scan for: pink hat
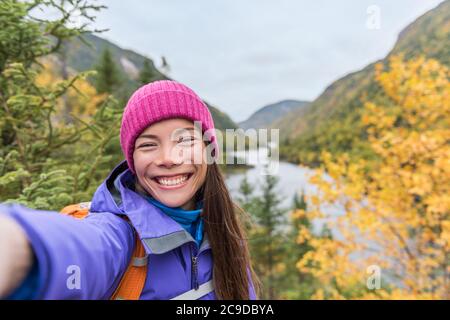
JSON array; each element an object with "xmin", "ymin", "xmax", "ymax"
[{"xmin": 120, "ymin": 80, "xmax": 217, "ymax": 174}]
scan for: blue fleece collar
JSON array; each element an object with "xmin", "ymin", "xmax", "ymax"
[{"xmin": 146, "ymin": 196, "xmax": 204, "ymax": 247}]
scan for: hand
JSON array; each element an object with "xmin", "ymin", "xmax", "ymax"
[{"xmin": 0, "ymin": 214, "xmax": 33, "ymax": 298}]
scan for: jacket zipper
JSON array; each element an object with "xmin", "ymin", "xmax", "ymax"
[{"xmin": 190, "ymin": 243, "xmax": 200, "ymax": 290}]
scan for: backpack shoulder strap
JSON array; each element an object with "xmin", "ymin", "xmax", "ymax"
[
  {"xmin": 60, "ymin": 202, "xmax": 91, "ymax": 219},
  {"xmin": 110, "ymin": 231, "xmax": 148, "ymax": 300},
  {"xmin": 60, "ymin": 202, "xmax": 148, "ymax": 300}
]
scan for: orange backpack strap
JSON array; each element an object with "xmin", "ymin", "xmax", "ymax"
[
  {"xmin": 60, "ymin": 202, "xmax": 148, "ymax": 300},
  {"xmin": 110, "ymin": 232, "xmax": 148, "ymax": 300},
  {"xmin": 60, "ymin": 202, "xmax": 91, "ymax": 219}
]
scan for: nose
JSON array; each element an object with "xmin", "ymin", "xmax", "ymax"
[{"xmin": 154, "ymin": 144, "xmax": 182, "ymax": 168}]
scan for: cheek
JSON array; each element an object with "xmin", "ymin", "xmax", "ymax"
[
  {"xmin": 189, "ymin": 143, "xmax": 206, "ymax": 165},
  {"xmin": 179, "ymin": 142, "xmax": 204, "ymax": 165},
  {"xmin": 193, "ymin": 164, "xmax": 207, "ymax": 187},
  {"xmin": 133, "ymin": 149, "xmax": 156, "ymax": 169}
]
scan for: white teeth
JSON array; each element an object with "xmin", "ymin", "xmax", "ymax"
[{"xmin": 156, "ymin": 175, "xmax": 188, "ymax": 186}]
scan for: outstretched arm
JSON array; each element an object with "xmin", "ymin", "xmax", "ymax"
[
  {"xmin": 0, "ymin": 203, "xmax": 134, "ymax": 299},
  {"xmin": 0, "ymin": 214, "xmax": 34, "ymax": 298}
]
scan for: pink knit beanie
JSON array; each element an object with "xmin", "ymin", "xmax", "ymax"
[{"xmin": 120, "ymin": 80, "xmax": 217, "ymax": 174}]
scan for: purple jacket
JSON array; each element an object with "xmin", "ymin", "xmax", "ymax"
[{"xmin": 1, "ymin": 160, "xmax": 256, "ymax": 300}]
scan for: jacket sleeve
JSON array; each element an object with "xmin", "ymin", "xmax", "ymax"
[{"xmin": 0, "ymin": 203, "xmax": 134, "ymax": 300}]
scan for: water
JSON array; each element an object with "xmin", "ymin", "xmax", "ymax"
[
  {"xmin": 224, "ymin": 148, "xmax": 345, "ymax": 235},
  {"xmin": 225, "ymin": 148, "xmax": 374, "ymax": 258},
  {"xmin": 225, "ymin": 148, "xmax": 317, "ymax": 210},
  {"xmin": 225, "ymin": 149, "xmax": 403, "ymax": 286}
]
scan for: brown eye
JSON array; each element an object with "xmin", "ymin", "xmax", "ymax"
[
  {"xmin": 177, "ymin": 136, "xmax": 195, "ymax": 145},
  {"xmin": 139, "ymin": 143, "xmax": 157, "ymax": 148}
]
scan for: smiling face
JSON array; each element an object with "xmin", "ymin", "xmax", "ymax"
[{"xmin": 133, "ymin": 118, "xmax": 207, "ymax": 210}]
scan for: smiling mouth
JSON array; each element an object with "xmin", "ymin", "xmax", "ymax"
[{"xmin": 152, "ymin": 173, "xmax": 193, "ymax": 187}]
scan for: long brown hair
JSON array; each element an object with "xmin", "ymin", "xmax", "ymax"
[
  {"xmin": 135, "ymin": 162, "xmax": 261, "ymax": 299},
  {"xmin": 201, "ymin": 162, "xmax": 261, "ymax": 299}
]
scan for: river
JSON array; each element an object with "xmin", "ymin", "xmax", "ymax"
[
  {"xmin": 225, "ymin": 148, "xmax": 317, "ymax": 209},
  {"xmin": 224, "ymin": 148, "xmax": 345, "ymax": 234}
]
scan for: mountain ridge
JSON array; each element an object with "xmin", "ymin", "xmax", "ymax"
[
  {"xmin": 239, "ymin": 99, "xmax": 309, "ymax": 130},
  {"xmin": 276, "ymin": 0, "xmax": 450, "ymax": 165}
]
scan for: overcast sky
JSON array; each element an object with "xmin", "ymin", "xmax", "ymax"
[{"xmin": 93, "ymin": 0, "xmax": 445, "ymax": 122}]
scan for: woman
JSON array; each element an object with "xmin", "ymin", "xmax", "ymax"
[{"xmin": 0, "ymin": 80, "xmax": 260, "ymax": 300}]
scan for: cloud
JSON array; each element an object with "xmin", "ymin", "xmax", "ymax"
[{"xmin": 95, "ymin": 0, "xmax": 445, "ymax": 122}]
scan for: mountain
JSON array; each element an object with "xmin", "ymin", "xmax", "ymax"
[
  {"xmin": 58, "ymin": 33, "xmax": 237, "ymax": 130},
  {"xmin": 238, "ymin": 100, "xmax": 309, "ymax": 130},
  {"xmin": 276, "ymin": 0, "xmax": 450, "ymax": 165}
]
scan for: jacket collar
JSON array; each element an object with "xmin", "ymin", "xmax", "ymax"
[{"xmin": 90, "ymin": 160, "xmax": 210, "ymax": 254}]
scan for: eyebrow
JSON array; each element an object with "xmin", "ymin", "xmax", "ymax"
[
  {"xmin": 136, "ymin": 127, "xmax": 195, "ymax": 140},
  {"xmin": 169, "ymin": 126, "xmax": 195, "ymax": 130},
  {"xmin": 136, "ymin": 134, "xmax": 159, "ymax": 141}
]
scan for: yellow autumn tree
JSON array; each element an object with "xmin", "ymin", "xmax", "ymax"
[
  {"xmin": 295, "ymin": 55, "xmax": 449, "ymax": 299},
  {"xmin": 35, "ymin": 57, "xmax": 107, "ymax": 126}
]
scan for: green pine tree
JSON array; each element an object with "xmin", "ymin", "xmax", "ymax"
[
  {"xmin": 139, "ymin": 59, "xmax": 157, "ymax": 85},
  {"xmin": 280, "ymin": 190, "xmax": 334, "ymax": 299},
  {"xmin": 0, "ymin": 0, "xmax": 122, "ymax": 210},
  {"xmin": 237, "ymin": 175, "xmax": 252, "ymax": 210},
  {"xmin": 279, "ymin": 191, "xmax": 316, "ymax": 299},
  {"xmin": 237, "ymin": 171, "xmax": 287, "ymax": 299},
  {"xmin": 95, "ymin": 48, "xmax": 122, "ymax": 94}
]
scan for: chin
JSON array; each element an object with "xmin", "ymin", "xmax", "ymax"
[{"xmin": 152, "ymin": 196, "xmax": 189, "ymax": 208}]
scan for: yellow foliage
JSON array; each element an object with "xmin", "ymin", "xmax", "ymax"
[
  {"xmin": 35, "ymin": 58, "xmax": 107, "ymax": 126},
  {"xmin": 296, "ymin": 56, "xmax": 450, "ymax": 299}
]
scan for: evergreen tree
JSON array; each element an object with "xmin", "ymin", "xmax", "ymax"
[
  {"xmin": 280, "ymin": 190, "xmax": 335, "ymax": 299},
  {"xmin": 0, "ymin": 0, "xmax": 122, "ymax": 210},
  {"xmin": 139, "ymin": 59, "xmax": 157, "ymax": 85},
  {"xmin": 280, "ymin": 191, "xmax": 316, "ymax": 299},
  {"xmin": 237, "ymin": 175, "xmax": 252, "ymax": 210},
  {"xmin": 94, "ymin": 48, "xmax": 122, "ymax": 94},
  {"xmin": 237, "ymin": 172, "xmax": 287, "ymax": 299},
  {"xmin": 161, "ymin": 56, "xmax": 170, "ymax": 75}
]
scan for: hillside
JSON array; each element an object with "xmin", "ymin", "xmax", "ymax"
[
  {"xmin": 239, "ymin": 100, "xmax": 309, "ymax": 130},
  {"xmin": 277, "ymin": 0, "xmax": 450, "ymax": 165},
  {"xmin": 59, "ymin": 33, "xmax": 236, "ymax": 130}
]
